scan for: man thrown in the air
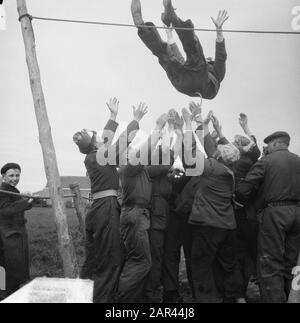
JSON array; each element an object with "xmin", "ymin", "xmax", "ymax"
[{"xmin": 131, "ymin": 0, "xmax": 229, "ymax": 99}]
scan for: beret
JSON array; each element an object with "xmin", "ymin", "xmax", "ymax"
[
  {"xmin": 1, "ymin": 163, "xmax": 21, "ymax": 175},
  {"xmin": 264, "ymin": 131, "xmax": 290, "ymax": 144},
  {"xmin": 73, "ymin": 130, "xmax": 97, "ymax": 155}
]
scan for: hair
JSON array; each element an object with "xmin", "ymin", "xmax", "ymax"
[{"xmin": 272, "ymin": 136, "xmax": 290, "ymax": 147}]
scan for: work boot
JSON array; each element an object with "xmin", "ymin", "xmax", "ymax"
[
  {"xmin": 131, "ymin": 0, "xmax": 144, "ymax": 26},
  {"xmin": 162, "ymin": 0, "xmax": 178, "ymax": 26}
]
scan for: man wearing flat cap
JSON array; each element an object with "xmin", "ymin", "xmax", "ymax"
[
  {"xmin": 236, "ymin": 131, "xmax": 300, "ymax": 303},
  {"xmin": 0, "ymin": 163, "xmax": 33, "ymax": 299}
]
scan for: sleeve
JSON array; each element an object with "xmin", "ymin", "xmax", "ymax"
[
  {"xmin": 213, "ymin": 40, "xmax": 227, "ymax": 83},
  {"xmin": 97, "ymin": 120, "xmax": 140, "ymax": 167},
  {"xmin": 182, "ymin": 131, "xmax": 205, "ymax": 176},
  {"xmin": 119, "ymin": 164, "xmax": 144, "ymax": 177},
  {"xmin": 247, "ymin": 136, "xmax": 261, "ymax": 163},
  {"xmin": 236, "ymin": 158, "xmax": 266, "ymax": 203},
  {"xmin": 204, "ymin": 133, "xmax": 218, "ymax": 158},
  {"xmin": 202, "ymin": 158, "xmax": 217, "ymax": 177},
  {"xmin": 182, "ymin": 131, "xmax": 197, "ymax": 170},
  {"xmin": 101, "ymin": 119, "xmax": 119, "ymax": 147},
  {"xmin": 169, "ymin": 43, "xmax": 185, "ymax": 64},
  {"xmin": 0, "ymin": 198, "xmax": 32, "ymax": 217},
  {"xmin": 218, "ymin": 137, "xmax": 230, "ymax": 145}
]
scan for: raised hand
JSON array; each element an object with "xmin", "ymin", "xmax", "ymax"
[
  {"xmin": 239, "ymin": 113, "xmax": 248, "ymax": 129},
  {"xmin": 211, "ymin": 114, "xmax": 223, "ymax": 137},
  {"xmin": 211, "ymin": 10, "xmax": 229, "ymax": 30},
  {"xmin": 106, "ymin": 97, "xmax": 119, "ymax": 119},
  {"xmin": 174, "ymin": 112, "xmax": 184, "ymax": 135},
  {"xmin": 182, "ymin": 108, "xmax": 193, "ymax": 126},
  {"xmin": 189, "ymin": 101, "xmax": 202, "ymax": 119},
  {"xmin": 168, "ymin": 108, "xmax": 178, "ymax": 125},
  {"xmin": 156, "ymin": 113, "xmax": 169, "ymax": 130},
  {"xmin": 133, "ymin": 102, "xmax": 148, "ymax": 122},
  {"xmin": 211, "ymin": 130, "xmax": 219, "ymax": 140},
  {"xmin": 239, "ymin": 113, "xmax": 253, "ymax": 136},
  {"xmin": 203, "ymin": 110, "xmax": 214, "ymax": 125}
]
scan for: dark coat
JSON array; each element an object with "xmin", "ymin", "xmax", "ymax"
[
  {"xmin": 236, "ymin": 147, "xmax": 300, "ymax": 205},
  {"xmin": 0, "ymin": 183, "xmax": 32, "ymax": 296}
]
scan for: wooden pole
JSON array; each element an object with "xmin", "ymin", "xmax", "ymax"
[
  {"xmin": 288, "ymin": 253, "xmax": 300, "ymax": 303},
  {"xmin": 69, "ymin": 184, "xmax": 86, "ymax": 238},
  {"xmin": 17, "ymin": 0, "xmax": 79, "ymax": 278}
]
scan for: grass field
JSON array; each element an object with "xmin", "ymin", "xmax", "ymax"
[
  {"xmin": 26, "ymin": 207, "xmax": 193, "ymax": 299},
  {"xmin": 26, "ymin": 207, "xmax": 85, "ymax": 278},
  {"xmin": 25, "ymin": 207, "xmax": 259, "ymax": 302}
]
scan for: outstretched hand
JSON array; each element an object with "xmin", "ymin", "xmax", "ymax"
[
  {"xmin": 174, "ymin": 112, "xmax": 184, "ymax": 135},
  {"xmin": 189, "ymin": 102, "xmax": 202, "ymax": 119},
  {"xmin": 133, "ymin": 103, "xmax": 148, "ymax": 122},
  {"xmin": 156, "ymin": 113, "xmax": 169, "ymax": 130},
  {"xmin": 211, "ymin": 10, "xmax": 229, "ymax": 30},
  {"xmin": 239, "ymin": 113, "xmax": 248, "ymax": 129},
  {"xmin": 106, "ymin": 97, "xmax": 119, "ymax": 118},
  {"xmin": 211, "ymin": 114, "xmax": 223, "ymax": 137},
  {"xmin": 203, "ymin": 110, "xmax": 214, "ymax": 125},
  {"xmin": 182, "ymin": 108, "xmax": 193, "ymax": 126}
]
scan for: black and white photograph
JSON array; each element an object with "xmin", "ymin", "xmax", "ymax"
[{"xmin": 0, "ymin": 0, "xmax": 300, "ymax": 307}]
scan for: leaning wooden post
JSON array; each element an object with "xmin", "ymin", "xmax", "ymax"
[
  {"xmin": 288, "ymin": 253, "xmax": 300, "ymax": 303},
  {"xmin": 17, "ymin": 0, "xmax": 79, "ymax": 278},
  {"xmin": 69, "ymin": 184, "xmax": 86, "ymax": 239}
]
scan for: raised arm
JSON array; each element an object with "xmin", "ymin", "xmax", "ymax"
[
  {"xmin": 211, "ymin": 10, "xmax": 229, "ymax": 43},
  {"xmin": 96, "ymin": 103, "xmax": 147, "ymax": 167},
  {"xmin": 182, "ymin": 108, "xmax": 205, "ymax": 176},
  {"xmin": 211, "ymin": 114, "xmax": 229, "ymax": 145},
  {"xmin": 101, "ymin": 97, "xmax": 120, "ymax": 149},
  {"xmin": 239, "ymin": 113, "xmax": 261, "ymax": 162},
  {"xmin": 165, "ymin": 26, "xmax": 185, "ymax": 64},
  {"xmin": 211, "ymin": 10, "xmax": 229, "ymax": 82}
]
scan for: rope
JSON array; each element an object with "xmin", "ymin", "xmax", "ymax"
[
  {"xmin": 30, "ymin": 16, "xmax": 300, "ymax": 35},
  {"xmin": 0, "ymin": 189, "xmax": 90, "ymax": 201}
]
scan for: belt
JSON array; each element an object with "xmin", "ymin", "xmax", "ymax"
[
  {"xmin": 92, "ymin": 190, "xmax": 118, "ymax": 200},
  {"xmin": 267, "ymin": 200, "xmax": 300, "ymax": 208},
  {"xmin": 123, "ymin": 204, "xmax": 151, "ymax": 210}
]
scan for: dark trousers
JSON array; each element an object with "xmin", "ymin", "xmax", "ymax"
[
  {"xmin": 81, "ymin": 197, "xmax": 122, "ymax": 303},
  {"xmin": 137, "ymin": 20, "xmax": 220, "ymax": 99},
  {"xmin": 162, "ymin": 212, "xmax": 194, "ymax": 302},
  {"xmin": 0, "ymin": 226, "xmax": 29, "ymax": 299},
  {"xmin": 145, "ymin": 229, "xmax": 165, "ymax": 302},
  {"xmin": 235, "ymin": 208, "xmax": 258, "ymax": 298},
  {"xmin": 192, "ymin": 226, "xmax": 242, "ymax": 303},
  {"xmin": 117, "ymin": 207, "xmax": 152, "ymax": 303},
  {"xmin": 257, "ymin": 205, "xmax": 300, "ymax": 303}
]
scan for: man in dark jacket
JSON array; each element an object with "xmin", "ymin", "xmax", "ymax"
[
  {"xmin": 131, "ymin": 0, "xmax": 228, "ymax": 99},
  {"xmin": 181, "ymin": 107, "xmax": 242, "ymax": 303},
  {"xmin": 144, "ymin": 137, "xmax": 180, "ymax": 302},
  {"xmin": 162, "ymin": 171, "xmax": 195, "ymax": 303},
  {"xmin": 116, "ymin": 114, "xmax": 169, "ymax": 303},
  {"xmin": 236, "ymin": 131, "xmax": 300, "ymax": 303},
  {"xmin": 73, "ymin": 98, "xmax": 147, "ymax": 303},
  {"xmin": 211, "ymin": 113, "xmax": 261, "ymax": 301},
  {"xmin": 0, "ymin": 163, "xmax": 33, "ymax": 299}
]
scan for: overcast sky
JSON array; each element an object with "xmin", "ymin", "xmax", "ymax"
[{"xmin": 1, "ymin": 0, "xmax": 300, "ymax": 192}]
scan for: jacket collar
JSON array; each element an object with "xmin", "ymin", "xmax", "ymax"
[
  {"xmin": 0, "ymin": 182, "xmax": 20, "ymax": 193},
  {"xmin": 272, "ymin": 147, "xmax": 289, "ymax": 153}
]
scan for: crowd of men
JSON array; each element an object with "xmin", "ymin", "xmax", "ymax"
[
  {"xmin": 0, "ymin": 99, "xmax": 299, "ymax": 304},
  {"xmin": 0, "ymin": 0, "xmax": 299, "ymax": 304},
  {"xmin": 71, "ymin": 99, "xmax": 300, "ymax": 304}
]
